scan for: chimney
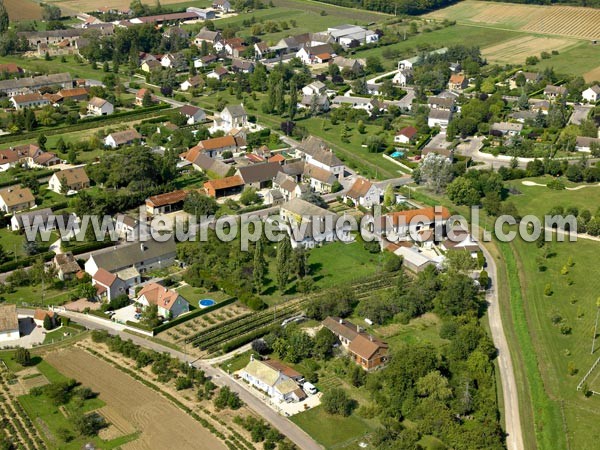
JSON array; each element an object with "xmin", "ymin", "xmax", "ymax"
[
  {"xmin": 140, "ymin": 243, "xmax": 146, "ymax": 252},
  {"xmin": 250, "ymin": 354, "xmax": 254, "ymax": 362},
  {"xmin": 356, "ymin": 324, "xmax": 360, "ymax": 332},
  {"xmin": 339, "ymin": 318, "xmax": 343, "ymax": 324}
]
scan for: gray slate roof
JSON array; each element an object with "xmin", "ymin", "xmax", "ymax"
[{"xmin": 89, "ymin": 238, "xmax": 176, "ymax": 273}]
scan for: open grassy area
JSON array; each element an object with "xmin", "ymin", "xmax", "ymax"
[
  {"xmin": 528, "ymin": 41, "xmax": 600, "ymax": 78},
  {"xmin": 174, "ymin": 284, "xmax": 233, "ymax": 304},
  {"xmin": 506, "ymin": 176, "xmax": 600, "ymax": 218},
  {"xmin": 307, "ymin": 240, "xmax": 384, "ymax": 288},
  {"xmin": 42, "ymin": 326, "xmax": 84, "ymax": 345},
  {"xmin": 0, "ymin": 54, "xmax": 111, "ymax": 81},
  {"xmin": 214, "ymin": 0, "xmax": 382, "ymax": 45},
  {"xmin": 356, "ymin": 24, "xmax": 519, "ymax": 71},
  {"xmin": 492, "ymin": 179, "xmax": 600, "ymax": 450},
  {"xmin": 291, "ymin": 405, "xmax": 373, "ymax": 450},
  {"xmin": 2, "ymin": 284, "xmax": 78, "ymax": 307}
]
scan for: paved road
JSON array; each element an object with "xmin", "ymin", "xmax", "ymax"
[
  {"xmin": 54, "ymin": 310, "xmax": 323, "ymax": 450},
  {"xmin": 480, "ymin": 243, "xmax": 524, "ymax": 450},
  {"xmin": 456, "ymin": 136, "xmax": 599, "ymax": 169}
]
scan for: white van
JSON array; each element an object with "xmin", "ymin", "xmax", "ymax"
[{"xmin": 303, "ymin": 382, "xmax": 317, "ymax": 395}]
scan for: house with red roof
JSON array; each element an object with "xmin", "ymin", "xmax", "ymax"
[
  {"xmin": 394, "ymin": 126, "xmax": 418, "ymax": 144},
  {"xmin": 343, "ymin": 176, "xmax": 380, "ymax": 208},
  {"xmin": 135, "ymin": 282, "xmax": 189, "ymax": 319},
  {"xmin": 92, "ymin": 268, "xmax": 127, "ymax": 302}
]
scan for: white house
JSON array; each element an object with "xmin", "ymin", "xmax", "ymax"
[
  {"xmin": 179, "ymin": 105, "xmax": 206, "ymax": 124},
  {"xmin": 48, "ymin": 167, "xmax": 90, "ymax": 194},
  {"xmin": 392, "ymin": 68, "xmax": 413, "ymax": 87},
  {"xmin": 491, "ymin": 122, "xmax": 523, "ymax": 136},
  {"xmin": 239, "ymin": 357, "xmax": 307, "ymax": 403},
  {"xmin": 0, "ymin": 304, "xmax": 20, "ymax": 342},
  {"xmin": 298, "ymin": 136, "xmax": 344, "ymax": 178},
  {"xmin": 344, "ymin": 177, "xmax": 380, "ymax": 208},
  {"xmin": 428, "ymin": 109, "xmax": 453, "ymax": 129},
  {"xmin": 180, "ymin": 75, "xmax": 203, "ymax": 92},
  {"xmin": 302, "ymin": 81, "xmax": 326, "ymax": 96},
  {"xmin": 212, "ymin": 0, "xmax": 231, "ymax": 13},
  {"xmin": 331, "ymin": 96, "xmax": 380, "ymax": 115},
  {"xmin": 582, "ymin": 85, "xmax": 600, "ymax": 103},
  {"xmin": 104, "ymin": 129, "xmax": 142, "ymax": 148},
  {"xmin": 394, "ymin": 126, "xmax": 417, "ymax": 144},
  {"xmin": 11, "ymin": 208, "xmax": 53, "ymax": 232},
  {"xmin": 92, "ymin": 268, "xmax": 128, "ymax": 302},
  {"xmin": 10, "ymin": 93, "xmax": 50, "ymax": 110},
  {"xmin": 0, "ymin": 186, "xmax": 35, "ymax": 213},
  {"xmin": 575, "ymin": 136, "xmax": 600, "ymax": 152},
  {"xmin": 87, "ymin": 97, "xmax": 114, "ymax": 116},
  {"xmin": 279, "ymin": 198, "xmax": 342, "ymax": 248},
  {"xmin": 84, "ymin": 238, "xmax": 177, "ymax": 276},
  {"xmin": 135, "ymin": 282, "xmax": 189, "ymax": 319},
  {"xmin": 214, "ymin": 104, "xmax": 247, "ymax": 132}
]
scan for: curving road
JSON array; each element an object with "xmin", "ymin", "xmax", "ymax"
[
  {"xmin": 51, "ymin": 310, "xmax": 323, "ymax": 450},
  {"xmin": 480, "ymin": 243, "xmax": 525, "ymax": 450}
]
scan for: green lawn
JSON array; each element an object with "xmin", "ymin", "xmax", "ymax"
[
  {"xmin": 218, "ymin": 350, "xmax": 259, "ymax": 373},
  {"xmin": 42, "ymin": 326, "xmax": 83, "ymax": 345},
  {"xmin": 2, "ymin": 284, "xmax": 77, "ymax": 307},
  {"xmin": 496, "ymin": 180, "xmax": 600, "ymax": 450},
  {"xmin": 175, "ymin": 285, "xmax": 233, "ymax": 304},
  {"xmin": 291, "ymin": 405, "xmax": 374, "ymax": 449},
  {"xmin": 0, "ymin": 54, "xmax": 109, "ymax": 81},
  {"xmin": 308, "ymin": 240, "xmax": 384, "ymax": 288},
  {"xmin": 0, "ymin": 228, "xmax": 26, "ymax": 258},
  {"xmin": 506, "ymin": 176, "xmax": 600, "ymax": 218}
]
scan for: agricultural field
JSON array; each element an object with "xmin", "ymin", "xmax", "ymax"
[
  {"xmin": 217, "ymin": 0, "xmax": 388, "ymax": 44},
  {"xmin": 4, "ymin": 0, "xmax": 43, "ymax": 20},
  {"xmin": 44, "ymin": 347, "xmax": 228, "ymax": 449},
  {"xmin": 426, "ymin": 0, "xmax": 600, "ymax": 40},
  {"xmin": 44, "ymin": 0, "xmax": 200, "ymax": 16},
  {"xmin": 525, "ymin": 41, "xmax": 600, "ymax": 79},
  {"xmin": 482, "ymin": 35, "xmax": 579, "ymax": 64},
  {"xmin": 500, "ymin": 180, "xmax": 600, "ymax": 450},
  {"xmin": 355, "ymin": 24, "xmax": 518, "ymax": 71}
]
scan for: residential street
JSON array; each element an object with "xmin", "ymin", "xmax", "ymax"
[{"xmin": 52, "ymin": 310, "xmax": 324, "ymax": 450}]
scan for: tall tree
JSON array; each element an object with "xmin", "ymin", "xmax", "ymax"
[
  {"xmin": 288, "ymin": 80, "xmax": 298, "ymax": 121},
  {"xmin": 253, "ymin": 239, "xmax": 266, "ymax": 294},
  {"xmin": 276, "ymin": 236, "xmax": 292, "ymax": 292},
  {"xmin": 0, "ymin": 0, "xmax": 8, "ymax": 33}
]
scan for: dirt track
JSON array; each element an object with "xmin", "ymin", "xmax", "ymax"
[{"xmin": 45, "ymin": 347, "xmax": 227, "ymax": 450}]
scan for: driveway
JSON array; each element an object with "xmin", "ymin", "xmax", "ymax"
[{"xmin": 112, "ymin": 304, "xmax": 140, "ymax": 324}]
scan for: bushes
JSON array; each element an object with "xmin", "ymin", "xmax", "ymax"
[
  {"xmin": 14, "ymin": 347, "xmax": 31, "ymax": 366},
  {"xmin": 321, "ymin": 387, "xmax": 356, "ymax": 416},
  {"xmin": 213, "ymin": 386, "xmax": 243, "ymax": 410}
]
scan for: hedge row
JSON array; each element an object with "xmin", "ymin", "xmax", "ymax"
[
  {"xmin": 0, "ymin": 169, "xmax": 54, "ymax": 189},
  {"xmin": 0, "ymin": 105, "xmax": 169, "ymax": 145},
  {"xmin": 153, "ymin": 297, "xmax": 236, "ymax": 334},
  {"xmin": 220, "ymin": 324, "xmax": 278, "ymax": 353},
  {"xmin": 0, "ymin": 251, "xmax": 54, "ymax": 273},
  {"xmin": 69, "ymin": 240, "xmax": 116, "ymax": 256}
]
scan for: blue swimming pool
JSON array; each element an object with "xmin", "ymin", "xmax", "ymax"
[
  {"xmin": 199, "ymin": 299, "xmax": 216, "ymax": 308},
  {"xmin": 391, "ymin": 151, "xmax": 404, "ymax": 158}
]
